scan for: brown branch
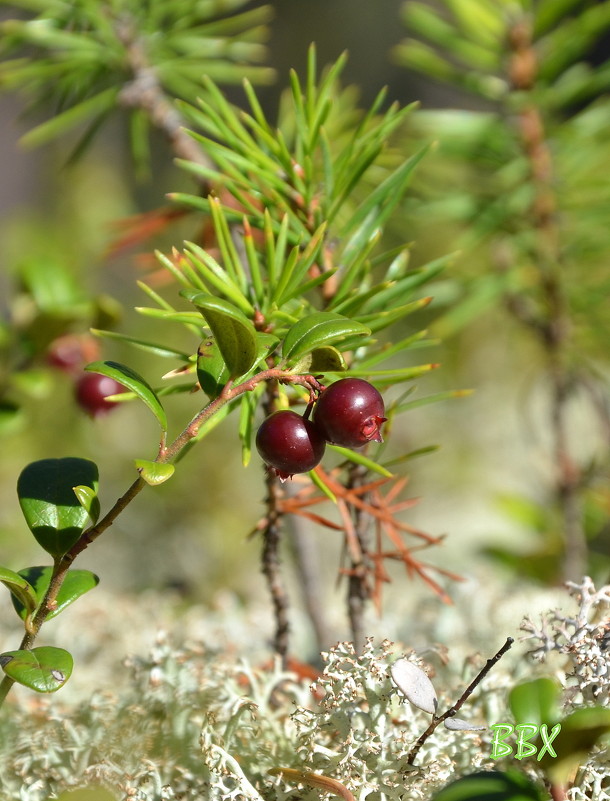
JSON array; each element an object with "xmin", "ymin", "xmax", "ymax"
[
  {"xmin": 259, "ymin": 381, "xmax": 291, "ymax": 662},
  {"xmin": 345, "ymin": 463, "xmax": 375, "ymax": 653},
  {"xmin": 406, "ymin": 637, "xmax": 514, "ymax": 765},
  {"xmin": 506, "ymin": 16, "xmax": 586, "ymax": 582},
  {"xmin": 115, "ymin": 21, "xmax": 213, "ymax": 172}
]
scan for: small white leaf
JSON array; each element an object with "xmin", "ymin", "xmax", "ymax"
[
  {"xmin": 444, "ymin": 717, "xmax": 487, "ymax": 731},
  {"xmin": 390, "ymin": 658, "xmax": 437, "ymax": 715}
]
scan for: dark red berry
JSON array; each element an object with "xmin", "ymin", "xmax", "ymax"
[
  {"xmin": 313, "ymin": 378, "xmax": 386, "ymax": 448},
  {"xmin": 47, "ymin": 334, "xmax": 100, "ymax": 373},
  {"xmin": 75, "ymin": 373, "xmax": 125, "ymax": 418},
  {"xmin": 256, "ymin": 410, "xmax": 326, "ymax": 480}
]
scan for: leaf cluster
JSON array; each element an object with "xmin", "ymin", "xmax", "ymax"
[
  {"xmin": 393, "ymin": 0, "xmax": 610, "ymax": 351},
  {"xmin": 96, "ymin": 50, "xmax": 453, "ymax": 469},
  {"xmin": 1, "ymin": 458, "xmax": 101, "ymax": 694},
  {"xmin": 0, "ymin": 0, "xmax": 274, "ymax": 155}
]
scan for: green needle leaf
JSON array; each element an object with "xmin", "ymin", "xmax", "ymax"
[
  {"xmin": 0, "ymin": 646, "xmax": 73, "ymax": 693},
  {"xmin": 85, "ymin": 361, "xmax": 167, "ymax": 431},
  {"xmin": 328, "ymin": 445, "xmax": 394, "ymax": 478}
]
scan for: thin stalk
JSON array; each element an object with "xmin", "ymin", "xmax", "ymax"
[
  {"xmin": 345, "ymin": 462, "xmax": 374, "ymax": 653},
  {"xmin": 406, "ymin": 637, "xmax": 514, "ymax": 765},
  {"xmin": 259, "ymin": 381, "xmax": 291, "ymax": 662},
  {"xmin": 505, "ymin": 17, "xmax": 585, "ymax": 581}
]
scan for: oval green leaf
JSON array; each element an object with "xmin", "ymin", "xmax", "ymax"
[
  {"xmin": 0, "ymin": 566, "xmax": 37, "ymax": 619},
  {"xmin": 134, "ymin": 459, "xmax": 175, "ymax": 486},
  {"xmin": 0, "ymin": 646, "xmax": 73, "ymax": 693},
  {"xmin": 197, "ymin": 337, "xmax": 230, "ymax": 399},
  {"xmin": 289, "ymin": 345, "xmax": 347, "ymax": 375},
  {"xmin": 183, "ymin": 292, "xmax": 257, "ymax": 379},
  {"xmin": 509, "ymin": 678, "xmax": 561, "ymax": 730},
  {"xmin": 73, "ymin": 485, "xmax": 100, "ymax": 525},
  {"xmin": 17, "ymin": 458, "xmax": 99, "ymax": 558},
  {"xmin": 430, "ymin": 770, "xmax": 547, "ymax": 801},
  {"xmin": 11, "ymin": 566, "xmax": 100, "ymax": 622},
  {"xmin": 85, "ymin": 360, "xmax": 167, "ymax": 431},
  {"xmin": 542, "ymin": 707, "xmax": 610, "ymax": 784},
  {"xmin": 282, "ymin": 312, "xmax": 370, "ymax": 364}
]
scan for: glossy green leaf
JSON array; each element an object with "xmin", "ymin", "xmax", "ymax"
[
  {"xmin": 11, "ymin": 566, "xmax": 100, "ymax": 622},
  {"xmin": 134, "ymin": 459, "xmax": 175, "ymax": 486},
  {"xmin": 509, "ymin": 678, "xmax": 561, "ymax": 730},
  {"xmin": 282, "ymin": 312, "xmax": 370, "ymax": 364},
  {"xmin": 0, "ymin": 646, "xmax": 73, "ymax": 693},
  {"xmin": 17, "ymin": 458, "xmax": 99, "ymax": 558},
  {"xmin": 72, "ymin": 485, "xmax": 100, "ymax": 525},
  {"xmin": 542, "ymin": 707, "xmax": 610, "ymax": 784},
  {"xmin": 288, "ymin": 345, "xmax": 347, "ymax": 375},
  {"xmin": 85, "ymin": 361, "xmax": 167, "ymax": 430},
  {"xmin": 0, "ymin": 566, "xmax": 37, "ymax": 623},
  {"xmin": 197, "ymin": 336, "xmax": 230, "ymax": 399},
  {"xmin": 430, "ymin": 770, "xmax": 546, "ymax": 801},
  {"xmin": 185, "ymin": 293, "xmax": 258, "ymax": 379}
]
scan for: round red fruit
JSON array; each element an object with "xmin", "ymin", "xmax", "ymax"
[
  {"xmin": 47, "ymin": 334, "xmax": 100, "ymax": 373},
  {"xmin": 256, "ymin": 410, "xmax": 326, "ymax": 480},
  {"xmin": 313, "ymin": 378, "xmax": 386, "ymax": 448},
  {"xmin": 75, "ymin": 373, "xmax": 125, "ymax": 418}
]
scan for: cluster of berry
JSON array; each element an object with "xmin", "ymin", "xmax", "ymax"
[
  {"xmin": 47, "ymin": 335, "xmax": 124, "ymax": 418},
  {"xmin": 256, "ymin": 378, "xmax": 386, "ymax": 480}
]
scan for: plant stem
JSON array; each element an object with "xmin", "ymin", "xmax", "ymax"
[
  {"xmin": 0, "ymin": 369, "xmax": 322, "ymax": 708},
  {"xmin": 259, "ymin": 381, "xmax": 291, "ymax": 662},
  {"xmin": 116, "ymin": 18, "xmax": 213, "ymax": 172},
  {"xmin": 345, "ymin": 463, "xmax": 374, "ymax": 653},
  {"xmin": 261, "ymin": 469, "xmax": 291, "ymax": 662},
  {"xmin": 406, "ymin": 636, "xmax": 514, "ymax": 765},
  {"xmin": 505, "ymin": 17, "xmax": 585, "ymax": 582}
]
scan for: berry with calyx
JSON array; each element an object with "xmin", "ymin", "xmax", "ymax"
[
  {"xmin": 75, "ymin": 373, "xmax": 125, "ymax": 418},
  {"xmin": 313, "ymin": 377, "xmax": 386, "ymax": 447},
  {"xmin": 256, "ymin": 410, "xmax": 326, "ymax": 480}
]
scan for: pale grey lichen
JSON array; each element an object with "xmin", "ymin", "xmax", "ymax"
[{"xmin": 3, "ymin": 578, "xmax": 610, "ymax": 800}]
